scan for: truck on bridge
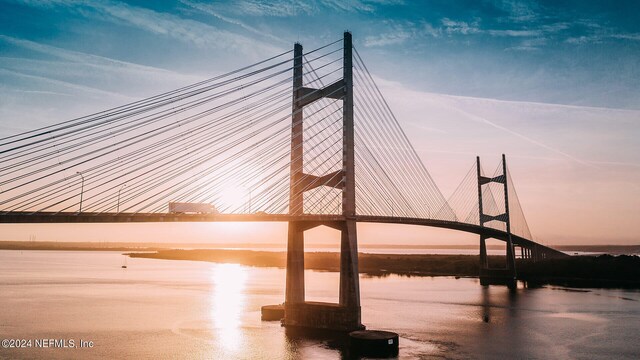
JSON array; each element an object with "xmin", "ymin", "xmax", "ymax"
[{"xmin": 168, "ymin": 202, "xmax": 218, "ymax": 214}]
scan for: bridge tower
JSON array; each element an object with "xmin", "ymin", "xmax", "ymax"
[
  {"xmin": 284, "ymin": 32, "xmax": 363, "ymax": 331},
  {"xmin": 477, "ymin": 154, "xmax": 517, "ymax": 288}
]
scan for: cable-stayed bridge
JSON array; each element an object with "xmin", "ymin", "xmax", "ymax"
[{"xmin": 0, "ymin": 32, "xmax": 567, "ymax": 331}]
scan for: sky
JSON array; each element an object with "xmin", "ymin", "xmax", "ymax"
[{"xmin": 0, "ymin": 0, "xmax": 639, "ymax": 246}]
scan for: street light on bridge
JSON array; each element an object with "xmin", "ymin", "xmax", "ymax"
[
  {"xmin": 247, "ymin": 187, "xmax": 253, "ymax": 214},
  {"xmin": 386, "ymin": 199, "xmax": 394, "ymax": 217},
  {"xmin": 117, "ymin": 184, "xmax": 126, "ymax": 213},
  {"xmin": 76, "ymin": 171, "xmax": 85, "ymax": 213}
]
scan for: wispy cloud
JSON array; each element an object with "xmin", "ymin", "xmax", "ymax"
[
  {"xmin": 0, "ymin": 68, "xmax": 134, "ymax": 101},
  {"xmin": 364, "ymin": 16, "xmax": 571, "ymax": 49},
  {"xmin": 565, "ymin": 35, "xmax": 600, "ymax": 44},
  {"xmin": 321, "ymin": 0, "xmax": 374, "ymax": 13},
  {"xmin": 227, "ymin": 0, "xmax": 315, "ymax": 17},
  {"xmin": 442, "ymin": 18, "xmax": 481, "ymax": 35},
  {"xmin": 364, "ymin": 29, "xmax": 411, "ymax": 47},
  {"xmin": 490, "ymin": 0, "xmax": 539, "ymax": 23},
  {"xmin": 0, "ymin": 35, "xmax": 201, "ymax": 109},
  {"xmin": 363, "ymin": 21, "xmax": 441, "ymax": 47},
  {"xmin": 610, "ymin": 33, "xmax": 640, "ymax": 41},
  {"xmin": 566, "ymin": 32, "xmax": 640, "ymax": 45},
  {"xmin": 374, "ymin": 75, "xmax": 636, "ymax": 168},
  {"xmin": 407, "ymin": 122, "xmax": 447, "ymax": 134},
  {"xmin": 209, "ymin": 0, "xmax": 392, "ymax": 17},
  {"xmin": 0, "ymin": 34, "xmax": 190, "ymax": 79},
  {"xmin": 11, "ymin": 0, "xmax": 280, "ymax": 56},
  {"xmin": 444, "ymin": 102, "xmax": 596, "ymax": 167},
  {"xmin": 540, "ymin": 22, "xmax": 570, "ymax": 33},
  {"xmin": 487, "ymin": 29, "xmax": 542, "ymax": 37},
  {"xmin": 178, "ymin": 0, "xmax": 287, "ymax": 44},
  {"xmin": 505, "ymin": 37, "xmax": 547, "ymax": 51},
  {"xmin": 562, "ymin": 18, "xmax": 640, "ymax": 45},
  {"xmin": 89, "ymin": 1, "xmax": 274, "ymax": 52}
]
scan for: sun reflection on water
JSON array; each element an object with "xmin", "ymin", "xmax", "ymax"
[{"xmin": 210, "ymin": 263, "xmax": 248, "ymax": 351}]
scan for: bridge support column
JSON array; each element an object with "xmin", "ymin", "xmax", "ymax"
[
  {"xmin": 282, "ymin": 32, "xmax": 363, "ymax": 332},
  {"xmin": 479, "ymin": 235, "xmax": 517, "ymax": 288},
  {"xmin": 506, "ymin": 239, "xmax": 516, "ymax": 271},
  {"xmin": 340, "ymin": 220, "xmax": 360, "ymax": 312},
  {"xmin": 479, "ymin": 235, "xmax": 489, "ymax": 268},
  {"xmin": 285, "ymin": 222, "xmax": 305, "ymax": 305},
  {"xmin": 283, "ymin": 220, "xmax": 363, "ymax": 332}
]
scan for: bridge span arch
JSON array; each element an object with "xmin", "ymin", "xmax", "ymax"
[{"xmin": 0, "ymin": 211, "xmax": 566, "ymax": 259}]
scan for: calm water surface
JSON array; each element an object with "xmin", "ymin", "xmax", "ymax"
[{"xmin": 0, "ymin": 250, "xmax": 638, "ymax": 359}]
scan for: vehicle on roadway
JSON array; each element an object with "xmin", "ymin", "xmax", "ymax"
[{"xmin": 168, "ymin": 202, "xmax": 218, "ymax": 214}]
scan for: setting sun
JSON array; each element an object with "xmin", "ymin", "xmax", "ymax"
[{"xmin": 217, "ymin": 186, "xmax": 251, "ymax": 213}]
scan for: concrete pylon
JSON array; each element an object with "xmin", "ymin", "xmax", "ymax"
[
  {"xmin": 283, "ymin": 32, "xmax": 363, "ymax": 332},
  {"xmin": 477, "ymin": 155, "xmax": 517, "ymax": 288}
]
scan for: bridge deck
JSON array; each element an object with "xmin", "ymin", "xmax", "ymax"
[{"xmin": 0, "ymin": 212, "xmax": 566, "ymax": 257}]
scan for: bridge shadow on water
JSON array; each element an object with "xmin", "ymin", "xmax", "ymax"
[
  {"xmin": 281, "ymin": 281, "xmax": 547, "ymax": 359},
  {"xmin": 472, "ymin": 281, "xmax": 556, "ymax": 357},
  {"xmin": 284, "ymin": 326, "xmax": 353, "ymax": 359}
]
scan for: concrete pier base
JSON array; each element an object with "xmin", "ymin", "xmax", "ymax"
[
  {"xmin": 261, "ymin": 304, "xmax": 285, "ymax": 321},
  {"xmin": 284, "ymin": 302, "xmax": 364, "ymax": 332},
  {"xmin": 349, "ymin": 330, "xmax": 399, "ymax": 358}
]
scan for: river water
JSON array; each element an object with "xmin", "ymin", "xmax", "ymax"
[{"xmin": 0, "ymin": 250, "xmax": 638, "ymax": 359}]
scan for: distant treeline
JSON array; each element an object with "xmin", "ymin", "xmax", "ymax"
[
  {"xmin": 517, "ymin": 254, "xmax": 640, "ymax": 288},
  {"xmin": 128, "ymin": 250, "xmax": 640, "ymax": 288},
  {"xmin": 0, "ymin": 241, "xmax": 164, "ymax": 252},
  {"xmin": 2, "ymin": 241, "xmax": 639, "ymax": 254},
  {"xmin": 554, "ymin": 245, "xmax": 640, "ymax": 255}
]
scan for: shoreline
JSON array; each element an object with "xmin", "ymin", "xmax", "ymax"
[
  {"xmin": 1, "ymin": 241, "xmax": 638, "ymax": 255},
  {"xmin": 2, "ymin": 245, "xmax": 638, "ymax": 289},
  {"xmin": 128, "ymin": 249, "xmax": 640, "ymax": 289},
  {"xmin": 0, "ymin": 241, "xmax": 494, "ymax": 251}
]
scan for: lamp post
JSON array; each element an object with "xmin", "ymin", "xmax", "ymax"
[
  {"xmin": 117, "ymin": 184, "xmax": 126, "ymax": 213},
  {"xmin": 241, "ymin": 185, "xmax": 253, "ymax": 213},
  {"xmin": 76, "ymin": 171, "xmax": 85, "ymax": 213}
]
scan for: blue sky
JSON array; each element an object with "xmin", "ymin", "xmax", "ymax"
[
  {"xmin": 2, "ymin": 0, "xmax": 639, "ymax": 108},
  {"xmin": 0, "ymin": 0, "xmax": 639, "ymax": 244}
]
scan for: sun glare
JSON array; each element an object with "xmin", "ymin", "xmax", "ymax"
[
  {"xmin": 218, "ymin": 186, "xmax": 250, "ymax": 213},
  {"xmin": 210, "ymin": 263, "xmax": 248, "ymax": 351}
]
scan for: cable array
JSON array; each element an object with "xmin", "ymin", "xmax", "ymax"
[
  {"xmin": 442, "ymin": 160, "xmax": 478, "ymax": 224},
  {"xmin": 352, "ymin": 47, "xmax": 455, "ymax": 220},
  {"xmin": 0, "ymin": 35, "xmax": 535, "ymax": 241},
  {"xmin": 296, "ymin": 54, "xmax": 345, "ymax": 215},
  {"xmin": 0, "ymin": 40, "xmax": 346, "ymax": 215},
  {"xmin": 506, "ymin": 166, "xmax": 533, "ymax": 240}
]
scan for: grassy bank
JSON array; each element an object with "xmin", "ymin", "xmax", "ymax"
[{"xmin": 128, "ymin": 249, "xmax": 640, "ymax": 288}]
